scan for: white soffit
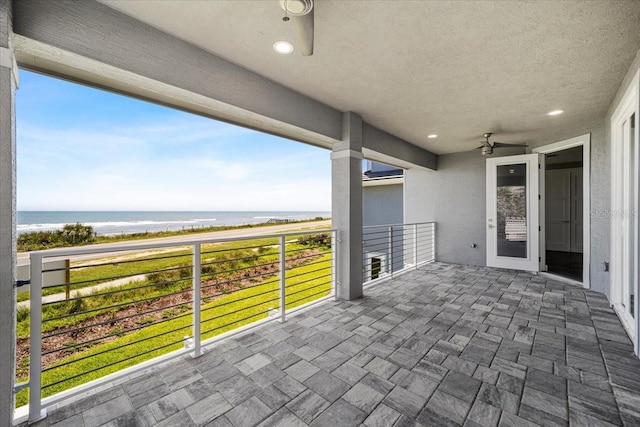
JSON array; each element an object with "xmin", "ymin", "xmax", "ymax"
[{"xmin": 101, "ymin": 0, "xmax": 640, "ymax": 155}]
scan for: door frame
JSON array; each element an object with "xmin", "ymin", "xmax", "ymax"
[
  {"xmin": 610, "ymin": 69, "xmax": 639, "ymax": 350},
  {"xmin": 533, "ymin": 134, "xmax": 591, "ymax": 289},
  {"xmin": 486, "ymin": 153, "xmax": 540, "ymax": 271}
]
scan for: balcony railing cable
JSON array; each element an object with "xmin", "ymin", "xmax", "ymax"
[
  {"xmin": 362, "ymin": 222, "xmax": 436, "ymax": 285},
  {"xmin": 15, "ymin": 222, "xmax": 434, "ymax": 423},
  {"xmin": 16, "ymin": 229, "xmax": 336, "ymax": 423}
]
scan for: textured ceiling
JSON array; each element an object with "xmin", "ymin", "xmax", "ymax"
[{"xmin": 102, "ymin": 0, "xmax": 640, "ymax": 155}]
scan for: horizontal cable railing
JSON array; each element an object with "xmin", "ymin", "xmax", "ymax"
[
  {"xmin": 362, "ymin": 222, "xmax": 435, "ymax": 285},
  {"xmin": 16, "ymin": 229, "xmax": 335, "ymax": 422}
]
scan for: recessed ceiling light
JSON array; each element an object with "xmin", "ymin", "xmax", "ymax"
[
  {"xmin": 273, "ymin": 41, "xmax": 294, "ymax": 55},
  {"xmin": 547, "ymin": 110, "xmax": 564, "ymax": 116},
  {"xmin": 427, "ymin": 134, "xmax": 438, "ymax": 139}
]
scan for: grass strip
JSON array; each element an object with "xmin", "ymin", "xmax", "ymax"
[{"xmin": 15, "ymin": 252, "xmax": 331, "ymax": 407}]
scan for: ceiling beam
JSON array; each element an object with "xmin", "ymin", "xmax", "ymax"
[
  {"xmin": 13, "ymin": 0, "xmax": 341, "ymax": 145},
  {"xmin": 363, "ymin": 123, "xmax": 437, "ymax": 171}
]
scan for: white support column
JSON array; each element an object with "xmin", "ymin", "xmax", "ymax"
[
  {"xmin": 331, "ymin": 112, "xmax": 363, "ymax": 300},
  {"xmin": 0, "ymin": 0, "xmax": 17, "ymax": 425}
]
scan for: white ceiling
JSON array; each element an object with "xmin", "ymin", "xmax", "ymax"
[{"xmin": 102, "ymin": 0, "xmax": 640, "ymax": 155}]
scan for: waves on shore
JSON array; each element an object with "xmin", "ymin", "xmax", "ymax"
[
  {"xmin": 17, "ymin": 218, "xmax": 218, "ymax": 234},
  {"xmin": 17, "ymin": 211, "xmax": 330, "ymax": 236}
]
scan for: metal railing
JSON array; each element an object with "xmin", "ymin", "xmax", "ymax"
[
  {"xmin": 362, "ymin": 222, "xmax": 435, "ymax": 285},
  {"xmin": 15, "ymin": 229, "xmax": 335, "ymax": 423}
]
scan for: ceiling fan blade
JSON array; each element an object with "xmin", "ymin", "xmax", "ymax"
[
  {"xmin": 492, "ymin": 142, "xmax": 528, "ymax": 148},
  {"xmin": 292, "ymin": 9, "xmax": 314, "ymax": 56}
]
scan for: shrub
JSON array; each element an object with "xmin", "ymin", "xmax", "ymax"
[
  {"xmin": 65, "ymin": 297, "xmax": 85, "ymax": 315},
  {"xmin": 60, "ymin": 223, "xmax": 95, "ymax": 245},
  {"xmin": 178, "ymin": 266, "xmax": 192, "ymax": 279},
  {"xmin": 16, "ymin": 306, "xmax": 29, "ymax": 323},
  {"xmin": 298, "ymin": 233, "xmax": 331, "ymax": 248},
  {"xmin": 201, "ymin": 264, "xmax": 218, "ymax": 276},
  {"xmin": 135, "ymin": 316, "xmax": 156, "ymax": 326},
  {"xmin": 17, "ymin": 223, "xmax": 95, "ymax": 251}
]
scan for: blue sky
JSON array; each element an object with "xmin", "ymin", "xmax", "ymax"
[{"xmin": 16, "ymin": 70, "xmax": 331, "ymax": 211}]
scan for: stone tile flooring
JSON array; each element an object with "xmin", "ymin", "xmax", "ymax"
[{"xmin": 27, "ymin": 263, "xmax": 640, "ymax": 426}]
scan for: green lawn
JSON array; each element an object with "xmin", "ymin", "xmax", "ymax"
[
  {"xmin": 17, "ymin": 237, "xmax": 286, "ymax": 303},
  {"xmin": 16, "ymin": 243, "xmax": 284, "ymax": 338},
  {"xmin": 17, "ymin": 232, "xmax": 330, "ymax": 303},
  {"xmin": 15, "ymin": 251, "xmax": 332, "ymax": 407}
]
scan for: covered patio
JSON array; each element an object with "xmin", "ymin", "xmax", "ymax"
[
  {"xmin": 3, "ymin": 1, "xmax": 640, "ymax": 425},
  {"xmin": 29, "ymin": 263, "xmax": 640, "ymax": 427}
]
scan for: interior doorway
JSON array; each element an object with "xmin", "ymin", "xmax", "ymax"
[
  {"xmin": 544, "ymin": 146, "xmax": 584, "ymax": 281},
  {"xmin": 534, "ymin": 134, "xmax": 591, "ymax": 288}
]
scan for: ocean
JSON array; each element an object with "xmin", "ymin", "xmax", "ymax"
[{"xmin": 17, "ymin": 211, "xmax": 331, "ymax": 236}]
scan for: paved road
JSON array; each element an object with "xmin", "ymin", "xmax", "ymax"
[{"xmin": 17, "ymin": 220, "xmax": 331, "ymax": 265}]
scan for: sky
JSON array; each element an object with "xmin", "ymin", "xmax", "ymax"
[{"xmin": 16, "ymin": 70, "xmax": 331, "ymax": 212}]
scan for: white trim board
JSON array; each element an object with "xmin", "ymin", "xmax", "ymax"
[
  {"xmin": 609, "ymin": 69, "xmax": 640, "ymax": 353},
  {"xmin": 533, "ymin": 133, "xmax": 591, "ymax": 290},
  {"xmin": 363, "ymin": 177, "xmax": 404, "ymax": 187}
]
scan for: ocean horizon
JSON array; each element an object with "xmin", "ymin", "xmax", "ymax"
[{"xmin": 17, "ymin": 211, "xmax": 331, "ymax": 236}]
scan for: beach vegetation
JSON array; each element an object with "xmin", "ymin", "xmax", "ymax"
[
  {"xmin": 17, "ymin": 218, "xmax": 328, "ymax": 252},
  {"xmin": 18, "ymin": 223, "xmax": 96, "ymax": 251}
]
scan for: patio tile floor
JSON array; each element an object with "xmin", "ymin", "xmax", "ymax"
[{"xmin": 26, "ymin": 262, "xmax": 640, "ymax": 426}]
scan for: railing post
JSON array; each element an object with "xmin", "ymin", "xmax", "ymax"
[
  {"xmin": 414, "ymin": 223, "xmax": 419, "ymax": 269},
  {"xmin": 388, "ymin": 226, "xmax": 394, "ymax": 278},
  {"xmin": 29, "ymin": 254, "xmax": 45, "ymax": 422},
  {"xmin": 192, "ymin": 244, "xmax": 202, "ymax": 358},
  {"xmin": 279, "ymin": 236, "xmax": 286, "ymax": 322},
  {"xmin": 331, "ymin": 231, "xmax": 338, "ymax": 300},
  {"xmin": 431, "ymin": 223, "xmax": 436, "ymax": 262}
]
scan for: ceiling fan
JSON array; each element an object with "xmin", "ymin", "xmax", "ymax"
[
  {"xmin": 279, "ymin": 0, "xmax": 314, "ymax": 56},
  {"xmin": 477, "ymin": 133, "xmax": 528, "ymax": 156}
]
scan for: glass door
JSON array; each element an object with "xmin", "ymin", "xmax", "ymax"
[{"xmin": 486, "ymin": 154, "xmax": 540, "ymax": 271}]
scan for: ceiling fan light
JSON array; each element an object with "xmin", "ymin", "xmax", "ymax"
[
  {"xmin": 279, "ymin": 0, "xmax": 313, "ymax": 16},
  {"xmin": 273, "ymin": 41, "xmax": 294, "ymax": 54}
]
